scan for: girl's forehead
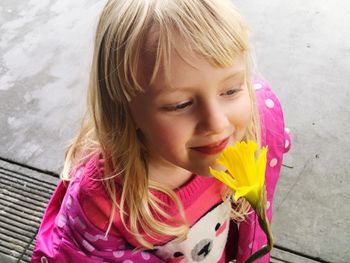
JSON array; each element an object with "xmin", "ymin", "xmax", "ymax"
[
  {"xmin": 149, "ymin": 54, "xmax": 246, "ymax": 96},
  {"xmin": 142, "ymin": 30, "xmax": 247, "ymax": 93},
  {"xmin": 161, "ymin": 49, "xmax": 245, "ymax": 84}
]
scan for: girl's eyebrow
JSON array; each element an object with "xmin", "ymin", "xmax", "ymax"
[{"xmin": 221, "ymin": 70, "xmax": 245, "ymax": 82}]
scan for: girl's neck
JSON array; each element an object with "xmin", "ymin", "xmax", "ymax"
[{"xmin": 147, "ymin": 159, "xmax": 194, "ymax": 190}]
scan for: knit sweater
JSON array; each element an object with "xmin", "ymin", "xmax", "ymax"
[{"xmin": 31, "ymin": 79, "xmax": 291, "ymax": 263}]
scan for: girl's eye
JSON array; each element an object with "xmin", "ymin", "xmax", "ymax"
[
  {"xmin": 221, "ymin": 88, "xmax": 241, "ymax": 97},
  {"xmin": 165, "ymin": 101, "xmax": 193, "ymax": 111}
]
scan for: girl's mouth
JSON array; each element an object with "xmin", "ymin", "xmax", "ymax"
[{"xmin": 191, "ymin": 137, "xmax": 229, "ymax": 155}]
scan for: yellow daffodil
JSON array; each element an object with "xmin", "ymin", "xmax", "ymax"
[
  {"xmin": 210, "ymin": 140, "xmax": 273, "ymax": 262},
  {"xmin": 209, "ymin": 140, "xmax": 268, "ymax": 209}
]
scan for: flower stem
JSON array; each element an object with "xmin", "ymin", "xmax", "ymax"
[{"xmin": 244, "ymin": 186, "xmax": 274, "ymax": 263}]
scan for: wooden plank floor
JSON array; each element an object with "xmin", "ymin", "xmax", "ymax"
[
  {"xmin": 271, "ymin": 248, "xmax": 325, "ymax": 263},
  {"xmin": 0, "ymin": 158, "xmax": 327, "ymax": 263},
  {"xmin": 0, "ymin": 159, "xmax": 58, "ymax": 263}
]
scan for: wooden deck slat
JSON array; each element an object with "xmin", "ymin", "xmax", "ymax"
[
  {"xmin": 0, "ymin": 190, "xmax": 47, "ymax": 214},
  {"xmin": 0, "ymin": 159, "xmax": 58, "ymax": 262},
  {"xmin": 0, "ymin": 171, "xmax": 56, "ymax": 196},
  {"xmin": 0, "ymin": 166, "xmax": 58, "ymax": 189}
]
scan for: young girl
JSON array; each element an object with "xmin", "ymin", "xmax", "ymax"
[{"xmin": 32, "ymin": 0, "xmax": 291, "ymax": 262}]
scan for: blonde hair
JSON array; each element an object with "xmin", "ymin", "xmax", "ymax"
[{"xmin": 62, "ymin": 0, "xmax": 260, "ymax": 249}]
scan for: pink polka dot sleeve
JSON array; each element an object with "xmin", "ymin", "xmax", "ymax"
[
  {"xmin": 31, "ymin": 163, "xmax": 165, "ymax": 263},
  {"xmin": 235, "ymin": 79, "xmax": 291, "ymax": 263}
]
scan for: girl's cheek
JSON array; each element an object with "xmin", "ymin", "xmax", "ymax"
[
  {"xmin": 156, "ymin": 117, "xmax": 193, "ymax": 138},
  {"xmin": 230, "ymin": 95, "xmax": 252, "ymax": 124},
  {"xmin": 157, "ymin": 122, "xmax": 182, "ymax": 138}
]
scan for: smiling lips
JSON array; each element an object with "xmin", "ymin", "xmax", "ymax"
[{"xmin": 191, "ymin": 137, "xmax": 229, "ymax": 155}]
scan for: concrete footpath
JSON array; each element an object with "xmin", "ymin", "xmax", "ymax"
[{"xmin": 0, "ymin": 0, "xmax": 349, "ymax": 262}]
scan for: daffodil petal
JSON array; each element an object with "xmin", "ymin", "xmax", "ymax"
[
  {"xmin": 242, "ymin": 185, "xmax": 261, "ymax": 209},
  {"xmin": 256, "ymin": 146, "xmax": 268, "ymax": 189},
  {"xmin": 209, "ymin": 167, "xmax": 238, "ymax": 191},
  {"xmin": 232, "ymin": 185, "xmax": 255, "ymax": 201},
  {"xmin": 241, "ymin": 141, "xmax": 258, "ymax": 185},
  {"xmin": 217, "ymin": 146, "xmax": 250, "ymax": 186},
  {"xmin": 209, "ymin": 140, "xmax": 268, "ymax": 210}
]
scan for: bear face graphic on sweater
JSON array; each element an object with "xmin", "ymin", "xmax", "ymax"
[{"xmin": 155, "ymin": 202, "xmax": 230, "ymax": 263}]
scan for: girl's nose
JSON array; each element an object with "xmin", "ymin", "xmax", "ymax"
[{"xmin": 196, "ymin": 102, "xmax": 230, "ymax": 136}]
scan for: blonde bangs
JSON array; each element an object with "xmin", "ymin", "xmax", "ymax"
[
  {"xmin": 146, "ymin": 0, "xmax": 250, "ymax": 85},
  {"xmin": 105, "ymin": 0, "xmax": 251, "ymax": 98}
]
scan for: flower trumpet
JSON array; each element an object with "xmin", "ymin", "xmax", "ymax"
[{"xmin": 209, "ymin": 141, "xmax": 273, "ymax": 263}]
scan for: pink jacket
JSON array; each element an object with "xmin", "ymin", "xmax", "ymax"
[
  {"xmin": 236, "ymin": 79, "xmax": 291, "ymax": 262},
  {"xmin": 31, "ymin": 80, "xmax": 291, "ymax": 263}
]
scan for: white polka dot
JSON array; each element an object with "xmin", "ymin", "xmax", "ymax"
[
  {"xmin": 56, "ymin": 214, "xmax": 66, "ymax": 228},
  {"xmin": 84, "ymin": 232, "xmax": 97, "ymax": 242},
  {"xmin": 66, "ymin": 195, "xmax": 72, "ymax": 209},
  {"xmin": 76, "ymin": 168, "xmax": 83, "ymax": 178},
  {"xmin": 41, "ymin": 256, "xmax": 49, "ymax": 263},
  {"xmin": 267, "ymin": 201, "xmax": 271, "ymax": 210},
  {"xmin": 122, "ymin": 260, "xmax": 133, "ymax": 263},
  {"xmin": 265, "ymin": 98, "xmax": 274, "ymax": 109},
  {"xmin": 285, "ymin": 127, "xmax": 290, "ymax": 134},
  {"xmin": 285, "ymin": 140, "xmax": 290, "ymax": 148},
  {"xmin": 82, "ymin": 240, "xmax": 95, "ymax": 252},
  {"xmin": 113, "ymin": 251, "xmax": 125, "ymax": 258},
  {"xmin": 269, "ymin": 158, "xmax": 278, "ymax": 167},
  {"xmin": 248, "ymin": 242, "xmax": 253, "ymax": 249},
  {"xmin": 254, "ymin": 83, "xmax": 263, "ymax": 90},
  {"xmin": 69, "ymin": 216, "xmax": 86, "ymax": 230},
  {"xmin": 84, "ymin": 232, "xmax": 108, "ymax": 242},
  {"xmin": 141, "ymin": 252, "xmax": 151, "ymax": 260}
]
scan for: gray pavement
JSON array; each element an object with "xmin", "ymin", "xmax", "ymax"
[
  {"xmin": 235, "ymin": 1, "xmax": 350, "ymax": 262},
  {"xmin": 0, "ymin": 0, "xmax": 349, "ymax": 262}
]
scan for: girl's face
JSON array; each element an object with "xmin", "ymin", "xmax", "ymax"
[{"xmin": 130, "ymin": 47, "xmax": 252, "ymax": 185}]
